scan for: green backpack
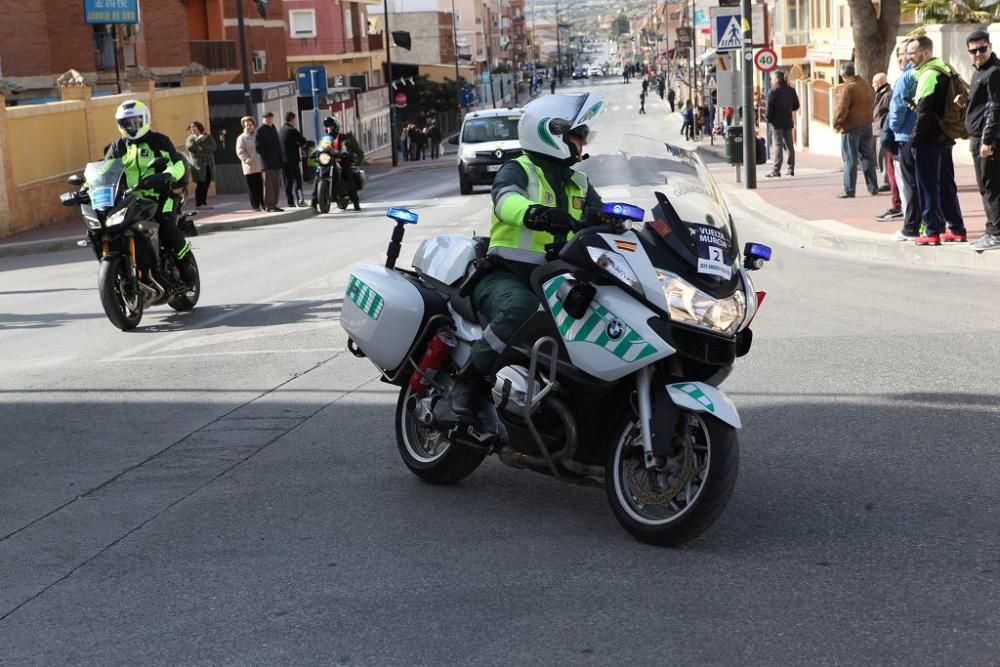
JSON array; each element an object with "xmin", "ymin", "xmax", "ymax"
[{"xmin": 927, "ymin": 64, "xmax": 970, "ymax": 141}]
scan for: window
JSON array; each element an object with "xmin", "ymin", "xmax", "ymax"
[
  {"xmin": 344, "ymin": 9, "xmax": 354, "ymax": 41},
  {"xmin": 289, "ymin": 10, "xmax": 317, "ymax": 38},
  {"xmin": 252, "ymin": 50, "xmax": 267, "ymax": 74}
]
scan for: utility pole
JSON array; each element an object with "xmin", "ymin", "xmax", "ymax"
[
  {"xmin": 383, "ymin": 0, "xmax": 398, "ymax": 166},
  {"xmin": 690, "ymin": 0, "xmax": 697, "ymax": 107},
  {"xmin": 663, "ymin": 0, "xmax": 669, "ymax": 90},
  {"xmin": 236, "ymin": 0, "xmax": 254, "ymax": 118},
  {"xmin": 555, "ymin": 0, "xmax": 561, "ymax": 84},
  {"xmin": 483, "ymin": 8, "xmax": 497, "ymax": 107},
  {"xmin": 451, "ymin": 0, "xmax": 462, "ymax": 114},
  {"xmin": 740, "ymin": 0, "xmax": 755, "ymax": 188}
]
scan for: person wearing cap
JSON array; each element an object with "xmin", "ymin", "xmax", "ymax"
[
  {"xmin": 449, "ymin": 93, "xmax": 606, "ymax": 419},
  {"xmin": 255, "ymin": 111, "xmax": 284, "ymax": 212}
]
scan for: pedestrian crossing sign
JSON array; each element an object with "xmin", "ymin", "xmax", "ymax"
[{"xmin": 715, "ymin": 15, "xmax": 743, "ymax": 51}]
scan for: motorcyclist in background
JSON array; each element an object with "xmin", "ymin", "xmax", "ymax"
[
  {"xmin": 310, "ymin": 115, "xmax": 361, "ymax": 211},
  {"xmin": 104, "ymin": 100, "xmax": 196, "ymax": 283},
  {"xmin": 450, "ymin": 92, "xmax": 606, "ymax": 418}
]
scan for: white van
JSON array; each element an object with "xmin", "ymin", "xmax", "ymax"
[{"xmin": 452, "ymin": 107, "xmax": 523, "ymax": 195}]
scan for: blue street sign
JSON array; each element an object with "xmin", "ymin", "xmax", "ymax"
[
  {"xmin": 296, "ymin": 65, "xmax": 329, "ymax": 97},
  {"xmin": 714, "ymin": 13, "xmax": 743, "ymax": 52},
  {"xmin": 84, "ymin": 0, "xmax": 139, "ymax": 24}
]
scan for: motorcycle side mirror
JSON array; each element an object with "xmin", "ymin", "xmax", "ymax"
[
  {"xmin": 448, "ymin": 135, "xmax": 459, "ymax": 145},
  {"xmin": 67, "ymin": 174, "xmax": 84, "ymax": 186},
  {"xmin": 743, "ymin": 242, "xmax": 772, "ymax": 271},
  {"xmin": 149, "ymin": 157, "xmax": 169, "ymax": 173}
]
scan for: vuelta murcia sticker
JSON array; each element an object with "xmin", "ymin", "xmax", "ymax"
[{"xmin": 690, "ymin": 223, "xmax": 733, "ymax": 280}]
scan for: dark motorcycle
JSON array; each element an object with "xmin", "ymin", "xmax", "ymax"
[
  {"xmin": 312, "ymin": 142, "xmax": 365, "ymax": 213},
  {"xmin": 60, "ymin": 157, "xmax": 201, "ymax": 331}
]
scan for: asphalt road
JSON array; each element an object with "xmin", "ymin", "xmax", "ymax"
[{"xmin": 2, "ymin": 79, "xmax": 999, "ymax": 665}]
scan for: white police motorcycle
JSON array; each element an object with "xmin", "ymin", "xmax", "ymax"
[{"xmin": 341, "ymin": 136, "xmax": 771, "ymax": 546}]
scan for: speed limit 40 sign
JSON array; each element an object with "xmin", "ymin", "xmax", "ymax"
[{"xmin": 754, "ymin": 48, "xmax": 778, "ymax": 72}]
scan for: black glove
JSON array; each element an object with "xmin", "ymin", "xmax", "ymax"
[
  {"xmin": 142, "ymin": 173, "xmax": 174, "ymax": 191},
  {"xmin": 523, "ymin": 205, "xmax": 577, "ymax": 234}
]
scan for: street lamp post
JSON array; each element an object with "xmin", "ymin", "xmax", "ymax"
[{"xmin": 383, "ymin": 0, "xmax": 399, "ymax": 167}]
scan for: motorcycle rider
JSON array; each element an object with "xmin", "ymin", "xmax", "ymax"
[
  {"xmin": 311, "ymin": 115, "xmax": 361, "ymax": 211},
  {"xmin": 451, "ymin": 93, "xmax": 606, "ymax": 418},
  {"xmin": 104, "ymin": 100, "xmax": 196, "ymax": 283}
]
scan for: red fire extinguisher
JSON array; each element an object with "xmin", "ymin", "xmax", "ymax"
[{"xmin": 409, "ymin": 330, "xmax": 458, "ymax": 394}]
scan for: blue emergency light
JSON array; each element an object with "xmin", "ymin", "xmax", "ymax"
[
  {"xmin": 745, "ymin": 243, "xmax": 772, "ymax": 262},
  {"xmin": 387, "ymin": 207, "xmax": 419, "ymax": 224},
  {"xmin": 603, "ymin": 202, "xmax": 645, "ymax": 222}
]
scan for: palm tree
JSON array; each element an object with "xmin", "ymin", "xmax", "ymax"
[{"xmin": 901, "ymin": 0, "xmax": 999, "ymax": 23}]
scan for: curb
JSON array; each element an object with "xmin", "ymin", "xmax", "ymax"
[
  {"xmin": 721, "ymin": 184, "xmax": 1000, "ymax": 274},
  {"xmin": 0, "ymin": 206, "xmax": 318, "ymax": 260}
]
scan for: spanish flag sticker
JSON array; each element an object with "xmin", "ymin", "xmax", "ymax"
[{"xmin": 614, "ymin": 239, "xmax": 638, "ymax": 252}]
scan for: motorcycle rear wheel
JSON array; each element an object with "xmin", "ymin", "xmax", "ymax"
[
  {"xmin": 168, "ymin": 252, "xmax": 201, "ymax": 312},
  {"xmin": 606, "ymin": 411, "xmax": 738, "ymax": 547},
  {"xmin": 98, "ymin": 255, "xmax": 143, "ymax": 331},
  {"xmin": 395, "ymin": 385, "xmax": 486, "ymax": 484}
]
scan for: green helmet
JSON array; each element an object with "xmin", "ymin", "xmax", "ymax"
[{"xmin": 517, "ymin": 93, "xmax": 606, "ymax": 164}]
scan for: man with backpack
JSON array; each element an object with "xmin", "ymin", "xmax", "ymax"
[
  {"xmin": 905, "ymin": 35, "xmax": 968, "ymax": 245},
  {"xmin": 964, "ymin": 29, "xmax": 1000, "ymax": 252}
]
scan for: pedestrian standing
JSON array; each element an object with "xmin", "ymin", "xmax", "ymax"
[
  {"xmin": 833, "ymin": 62, "xmax": 880, "ymax": 198},
  {"xmin": 427, "ymin": 118, "xmax": 442, "ymax": 159},
  {"xmin": 657, "ymin": 76, "xmax": 666, "ymax": 100},
  {"xmin": 872, "ymin": 72, "xmax": 901, "ymax": 217},
  {"xmin": 236, "ymin": 116, "xmax": 264, "ymax": 211},
  {"xmin": 964, "ymin": 29, "xmax": 1000, "ymax": 252},
  {"xmin": 279, "ymin": 111, "xmax": 308, "ymax": 208},
  {"xmin": 255, "ymin": 111, "xmax": 284, "ymax": 212},
  {"xmin": 185, "ymin": 121, "xmax": 217, "ymax": 208},
  {"xmin": 884, "ymin": 46, "xmax": 923, "ymax": 240},
  {"xmin": 667, "ymin": 87, "xmax": 676, "ymax": 112},
  {"xmin": 550, "ymin": 77, "xmax": 556, "ymax": 95},
  {"xmin": 765, "ymin": 70, "xmax": 800, "ymax": 178},
  {"xmin": 639, "ymin": 88, "xmax": 647, "ymax": 114},
  {"xmin": 681, "ymin": 100, "xmax": 695, "ymax": 140},
  {"xmin": 906, "ymin": 36, "xmax": 968, "ymax": 245}
]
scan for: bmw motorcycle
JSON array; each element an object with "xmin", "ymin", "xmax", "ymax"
[
  {"xmin": 312, "ymin": 138, "xmax": 365, "ymax": 213},
  {"xmin": 60, "ymin": 157, "xmax": 201, "ymax": 331},
  {"xmin": 340, "ymin": 136, "xmax": 772, "ymax": 546}
]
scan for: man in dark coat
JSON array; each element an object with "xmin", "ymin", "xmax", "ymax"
[
  {"xmin": 965, "ymin": 29, "xmax": 1000, "ymax": 252},
  {"xmin": 255, "ymin": 111, "xmax": 284, "ymax": 212},
  {"xmin": 765, "ymin": 70, "xmax": 801, "ymax": 177},
  {"xmin": 279, "ymin": 111, "xmax": 308, "ymax": 207}
]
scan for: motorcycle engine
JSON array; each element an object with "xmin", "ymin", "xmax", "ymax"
[{"xmin": 491, "ymin": 365, "xmax": 541, "ymax": 417}]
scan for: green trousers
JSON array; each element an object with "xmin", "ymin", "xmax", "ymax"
[{"xmin": 469, "ymin": 259, "xmax": 540, "ymax": 374}]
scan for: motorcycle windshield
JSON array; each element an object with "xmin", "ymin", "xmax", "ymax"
[
  {"xmin": 617, "ymin": 134, "xmax": 739, "ymax": 288},
  {"xmin": 83, "ymin": 159, "xmax": 127, "ymax": 211}
]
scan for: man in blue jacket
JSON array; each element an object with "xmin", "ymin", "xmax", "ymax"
[{"xmin": 883, "ymin": 45, "xmax": 923, "ymax": 241}]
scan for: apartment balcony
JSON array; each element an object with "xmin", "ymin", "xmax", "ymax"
[
  {"xmin": 190, "ymin": 40, "xmax": 238, "ymax": 70},
  {"xmin": 368, "ymin": 34, "xmax": 384, "ymax": 51}
]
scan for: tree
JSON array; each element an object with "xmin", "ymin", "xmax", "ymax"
[
  {"xmin": 900, "ymin": 0, "xmax": 999, "ymax": 23},
  {"xmin": 847, "ymin": 0, "xmax": 901, "ymax": 84},
  {"xmin": 611, "ymin": 10, "xmax": 630, "ymax": 38}
]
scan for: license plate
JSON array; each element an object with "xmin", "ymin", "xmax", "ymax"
[{"xmin": 487, "ymin": 164, "xmax": 501, "ymax": 172}]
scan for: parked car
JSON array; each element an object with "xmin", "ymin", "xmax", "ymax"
[
  {"xmin": 588, "ymin": 65, "xmax": 603, "ymax": 78},
  {"xmin": 449, "ymin": 107, "xmax": 523, "ymax": 195}
]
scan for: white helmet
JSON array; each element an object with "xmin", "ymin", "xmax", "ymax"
[
  {"xmin": 115, "ymin": 99, "xmax": 151, "ymax": 141},
  {"xmin": 517, "ymin": 93, "xmax": 606, "ymax": 164}
]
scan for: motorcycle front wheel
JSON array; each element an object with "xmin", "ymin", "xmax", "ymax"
[
  {"xmin": 168, "ymin": 252, "xmax": 201, "ymax": 312},
  {"xmin": 395, "ymin": 385, "xmax": 486, "ymax": 484},
  {"xmin": 98, "ymin": 255, "xmax": 143, "ymax": 330},
  {"xmin": 317, "ymin": 181, "xmax": 331, "ymax": 214},
  {"xmin": 606, "ymin": 410, "xmax": 738, "ymax": 547}
]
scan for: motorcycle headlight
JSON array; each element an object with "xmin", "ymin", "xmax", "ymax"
[
  {"xmin": 105, "ymin": 208, "xmax": 128, "ymax": 228},
  {"xmin": 461, "ymin": 146, "xmax": 478, "ymax": 159},
  {"xmin": 657, "ymin": 271, "xmax": 745, "ymax": 335},
  {"xmin": 317, "ymin": 152, "xmax": 333, "ymax": 166},
  {"xmin": 588, "ymin": 247, "xmax": 640, "ymax": 289}
]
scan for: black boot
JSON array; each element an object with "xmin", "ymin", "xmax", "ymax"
[
  {"xmin": 450, "ymin": 366, "xmax": 490, "ymax": 419},
  {"xmin": 176, "ymin": 254, "xmax": 197, "ymax": 285}
]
